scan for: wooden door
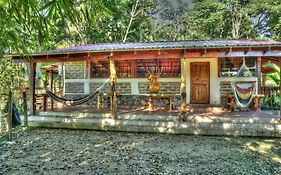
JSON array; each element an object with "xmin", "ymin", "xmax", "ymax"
[{"xmin": 190, "ymin": 62, "xmax": 210, "ymax": 104}]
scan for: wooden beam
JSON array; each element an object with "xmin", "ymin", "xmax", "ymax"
[
  {"xmin": 23, "ymin": 91, "xmax": 28, "ymax": 127},
  {"xmin": 11, "ymin": 46, "xmax": 281, "ymax": 63},
  {"xmin": 15, "ymin": 50, "xmax": 185, "ymax": 62},
  {"xmin": 109, "ymin": 59, "xmax": 117, "ymax": 118},
  {"xmin": 130, "ymin": 60, "xmax": 137, "ymax": 78},
  {"xmin": 7, "ymin": 90, "xmax": 12, "ymax": 140},
  {"xmin": 217, "ymin": 58, "xmax": 221, "ymax": 77},
  {"xmin": 112, "ymin": 50, "xmax": 184, "ymax": 60},
  {"xmin": 184, "ymin": 51, "xmax": 219, "ymax": 58},
  {"xmin": 50, "ymin": 70, "xmax": 53, "ymax": 110},
  {"xmin": 180, "ymin": 58, "xmax": 187, "ymax": 120},
  {"xmin": 86, "ymin": 61, "xmax": 93, "ymax": 78},
  {"xmin": 256, "ymin": 57, "xmax": 262, "ymax": 94},
  {"xmin": 29, "ymin": 62, "xmax": 36, "ymax": 115}
]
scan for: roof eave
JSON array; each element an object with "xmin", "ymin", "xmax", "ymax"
[{"xmin": 10, "ymin": 44, "xmax": 281, "ymax": 59}]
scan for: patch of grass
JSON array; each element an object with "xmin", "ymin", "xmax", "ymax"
[{"xmin": 0, "ymin": 126, "xmax": 26, "ymax": 144}]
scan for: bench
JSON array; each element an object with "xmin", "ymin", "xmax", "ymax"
[
  {"xmin": 35, "ymin": 93, "xmax": 49, "ymax": 111},
  {"xmin": 97, "ymin": 92, "xmax": 120, "ymax": 110},
  {"xmin": 225, "ymin": 93, "xmax": 264, "ymax": 111},
  {"xmin": 97, "ymin": 93, "xmax": 175, "ymax": 111},
  {"xmin": 146, "ymin": 94, "xmax": 175, "ymax": 111}
]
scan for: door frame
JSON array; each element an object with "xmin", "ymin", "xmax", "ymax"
[
  {"xmin": 184, "ymin": 58, "xmax": 220, "ymax": 105},
  {"xmin": 189, "ymin": 61, "xmax": 210, "ymax": 104}
]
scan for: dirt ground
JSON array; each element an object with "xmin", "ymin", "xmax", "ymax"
[{"xmin": 0, "ymin": 128, "xmax": 280, "ymax": 175}]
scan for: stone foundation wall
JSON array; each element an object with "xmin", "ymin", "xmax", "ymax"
[
  {"xmin": 65, "ymin": 82, "xmax": 84, "ymax": 93},
  {"xmin": 64, "ymin": 94, "xmax": 181, "ymax": 109},
  {"xmin": 138, "ymin": 82, "xmax": 180, "ymax": 94},
  {"xmin": 116, "ymin": 82, "xmax": 131, "ymax": 94}
]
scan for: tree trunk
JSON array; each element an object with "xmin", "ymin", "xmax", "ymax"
[
  {"xmin": 231, "ymin": 12, "xmax": 242, "ymax": 39},
  {"xmin": 29, "ymin": 62, "xmax": 36, "ymax": 115},
  {"xmin": 123, "ymin": 0, "xmax": 139, "ymax": 43}
]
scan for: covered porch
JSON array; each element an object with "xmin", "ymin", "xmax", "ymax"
[{"xmin": 12, "ymin": 40, "xmax": 281, "ymax": 136}]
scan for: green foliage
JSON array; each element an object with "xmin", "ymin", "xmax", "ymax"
[
  {"xmin": 262, "ymin": 93, "xmax": 280, "ymax": 110},
  {"xmin": 261, "ymin": 62, "xmax": 280, "ymax": 109},
  {"xmin": 263, "ymin": 62, "xmax": 280, "ymax": 86}
]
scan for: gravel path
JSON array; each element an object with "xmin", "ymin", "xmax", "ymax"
[{"xmin": 0, "ymin": 128, "xmax": 281, "ymax": 175}]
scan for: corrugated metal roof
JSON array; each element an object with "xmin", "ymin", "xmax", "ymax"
[{"xmin": 39, "ymin": 40, "xmax": 281, "ymax": 55}]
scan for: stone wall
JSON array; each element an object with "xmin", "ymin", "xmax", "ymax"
[
  {"xmin": 65, "ymin": 62, "xmax": 86, "ymax": 79},
  {"xmin": 220, "ymin": 81, "xmax": 232, "ymax": 106},
  {"xmin": 138, "ymin": 82, "xmax": 180, "ymax": 94},
  {"xmin": 64, "ymin": 62, "xmax": 181, "ymax": 107},
  {"xmin": 116, "ymin": 82, "xmax": 131, "ymax": 94},
  {"xmin": 90, "ymin": 82, "xmax": 111, "ymax": 93},
  {"xmin": 64, "ymin": 80, "xmax": 181, "ymax": 108},
  {"xmin": 65, "ymin": 79, "xmax": 180, "ymax": 96},
  {"xmin": 65, "ymin": 82, "xmax": 84, "ymax": 93},
  {"xmin": 64, "ymin": 94, "xmax": 181, "ymax": 109},
  {"xmin": 89, "ymin": 82, "xmax": 132, "ymax": 94}
]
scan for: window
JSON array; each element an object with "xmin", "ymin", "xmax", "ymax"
[
  {"xmin": 90, "ymin": 58, "xmax": 181, "ymax": 78},
  {"xmin": 91, "ymin": 61, "xmax": 110, "ymax": 78},
  {"xmin": 116, "ymin": 60, "xmax": 135, "ymax": 78},
  {"xmin": 220, "ymin": 57, "xmax": 256, "ymax": 77},
  {"xmin": 137, "ymin": 59, "xmax": 180, "ymax": 78}
]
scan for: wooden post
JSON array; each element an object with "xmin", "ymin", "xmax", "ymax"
[
  {"xmin": 109, "ymin": 59, "xmax": 117, "ymax": 118},
  {"xmin": 180, "ymin": 58, "xmax": 187, "ymax": 120},
  {"xmin": 50, "ymin": 70, "xmax": 53, "ymax": 110},
  {"xmin": 169, "ymin": 95, "xmax": 174, "ymax": 111},
  {"xmin": 97, "ymin": 94, "xmax": 101, "ymax": 110},
  {"xmin": 148, "ymin": 95, "xmax": 153, "ymax": 111},
  {"xmin": 7, "ymin": 90, "xmax": 12, "ymax": 141},
  {"xmin": 280, "ymin": 58, "xmax": 281, "ymax": 119},
  {"xmin": 23, "ymin": 91, "xmax": 28, "ymax": 127},
  {"xmin": 29, "ymin": 62, "xmax": 36, "ymax": 115},
  {"xmin": 256, "ymin": 57, "xmax": 262, "ymax": 94},
  {"xmin": 87, "ymin": 61, "xmax": 93, "ymax": 78},
  {"xmin": 217, "ymin": 58, "xmax": 221, "ymax": 77},
  {"xmin": 262, "ymin": 74, "xmax": 266, "ymax": 94}
]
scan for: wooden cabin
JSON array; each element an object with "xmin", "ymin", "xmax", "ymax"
[
  {"xmin": 12, "ymin": 40, "xmax": 281, "ymax": 114},
  {"xmin": 11, "ymin": 40, "xmax": 281, "ymax": 136}
]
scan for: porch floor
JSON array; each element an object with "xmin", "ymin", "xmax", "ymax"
[
  {"xmin": 36, "ymin": 105, "xmax": 280, "ymax": 118},
  {"xmin": 29, "ymin": 105, "xmax": 281, "ymax": 137}
]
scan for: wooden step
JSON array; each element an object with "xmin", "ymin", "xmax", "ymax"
[
  {"xmin": 37, "ymin": 111, "xmax": 179, "ymax": 122},
  {"xmin": 187, "ymin": 104, "xmax": 225, "ymax": 113},
  {"xmin": 36, "ymin": 111, "xmax": 279, "ymax": 124},
  {"xmin": 27, "ymin": 116, "xmax": 281, "ymax": 137},
  {"xmin": 26, "ymin": 113, "xmax": 281, "ymax": 137}
]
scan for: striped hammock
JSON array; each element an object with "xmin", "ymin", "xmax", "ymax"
[
  {"xmin": 231, "ymin": 82, "xmax": 255, "ymax": 109},
  {"xmin": 231, "ymin": 57, "xmax": 256, "ymax": 109}
]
